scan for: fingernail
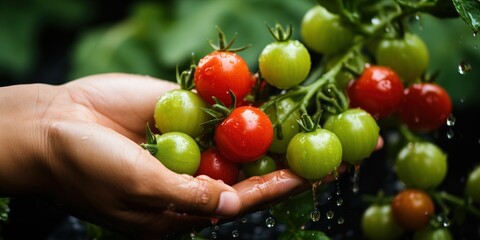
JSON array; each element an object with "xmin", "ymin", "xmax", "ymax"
[{"xmin": 216, "ymin": 191, "xmax": 241, "ymax": 217}]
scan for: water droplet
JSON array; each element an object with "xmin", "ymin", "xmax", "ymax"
[
  {"xmin": 446, "ymin": 114, "xmax": 456, "ymax": 126},
  {"xmin": 458, "ymin": 60, "xmax": 472, "ymax": 74},
  {"xmin": 232, "ymin": 229, "xmax": 239, "ymax": 238},
  {"xmin": 326, "ymin": 210, "xmax": 334, "ymax": 219},
  {"xmin": 446, "ymin": 129, "xmax": 455, "ymax": 139},
  {"xmin": 371, "ymin": 17, "xmax": 380, "ymax": 25},
  {"xmin": 265, "ymin": 216, "xmax": 276, "ymax": 228},
  {"xmin": 211, "ymin": 231, "xmax": 218, "ymax": 239},
  {"xmin": 240, "ymin": 217, "xmax": 247, "ymax": 224},
  {"xmin": 190, "ymin": 232, "xmax": 196, "ymax": 239},
  {"xmin": 310, "ymin": 208, "xmax": 321, "ymax": 222},
  {"xmin": 336, "ymin": 198, "xmax": 344, "ymax": 206},
  {"xmin": 337, "ymin": 217, "xmax": 345, "ymax": 224},
  {"xmin": 352, "ymin": 164, "xmax": 361, "ymax": 193}
]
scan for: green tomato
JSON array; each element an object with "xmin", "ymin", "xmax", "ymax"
[
  {"xmin": 413, "ymin": 226, "xmax": 453, "ymax": 240},
  {"xmin": 323, "ymin": 108, "xmax": 379, "ymax": 165},
  {"xmin": 264, "ymin": 98, "xmax": 301, "ymax": 154},
  {"xmin": 395, "ymin": 141, "xmax": 447, "ymax": 190},
  {"xmin": 375, "ymin": 33, "xmax": 429, "ymax": 85},
  {"xmin": 242, "ymin": 155, "xmax": 277, "ymax": 178},
  {"xmin": 300, "ymin": 5, "xmax": 354, "ymax": 55},
  {"xmin": 286, "ymin": 128, "xmax": 342, "ymax": 181},
  {"xmin": 361, "ymin": 204, "xmax": 404, "ymax": 240},
  {"xmin": 154, "ymin": 89, "xmax": 211, "ymax": 138},
  {"xmin": 465, "ymin": 165, "xmax": 480, "ymax": 204},
  {"xmin": 155, "ymin": 132, "xmax": 201, "ymax": 175},
  {"xmin": 258, "ymin": 39, "xmax": 311, "ymax": 89}
]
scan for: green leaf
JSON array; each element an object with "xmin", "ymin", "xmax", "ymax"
[
  {"xmin": 452, "ymin": 0, "xmax": 480, "ymax": 33},
  {"xmin": 279, "ymin": 229, "xmax": 331, "ymax": 240},
  {"xmin": 0, "ymin": 198, "xmax": 10, "ymax": 222}
]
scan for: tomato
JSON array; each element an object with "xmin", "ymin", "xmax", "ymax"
[
  {"xmin": 398, "ymin": 82, "xmax": 452, "ymax": 132},
  {"xmin": 286, "ymin": 128, "xmax": 342, "ymax": 181},
  {"xmin": 323, "ymin": 108, "xmax": 379, "ymax": 165},
  {"xmin": 242, "ymin": 155, "xmax": 277, "ymax": 178},
  {"xmin": 395, "ymin": 141, "xmax": 447, "ymax": 190},
  {"xmin": 361, "ymin": 204, "xmax": 404, "ymax": 240},
  {"xmin": 154, "ymin": 89, "xmax": 211, "ymax": 138},
  {"xmin": 375, "ymin": 33, "xmax": 429, "ymax": 85},
  {"xmin": 195, "ymin": 148, "xmax": 240, "ymax": 185},
  {"xmin": 258, "ymin": 39, "xmax": 311, "ymax": 89},
  {"xmin": 300, "ymin": 5, "xmax": 354, "ymax": 55},
  {"xmin": 347, "ymin": 65, "xmax": 404, "ymax": 120},
  {"xmin": 154, "ymin": 132, "xmax": 201, "ymax": 175},
  {"xmin": 391, "ymin": 189, "xmax": 435, "ymax": 231},
  {"xmin": 413, "ymin": 226, "xmax": 453, "ymax": 240},
  {"xmin": 214, "ymin": 106, "xmax": 274, "ymax": 163},
  {"xmin": 263, "ymin": 98, "xmax": 301, "ymax": 154},
  {"xmin": 465, "ymin": 165, "xmax": 480, "ymax": 204},
  {"xmin": 194, "ymin": 51, "xmax": 254, "ymax": 106}
]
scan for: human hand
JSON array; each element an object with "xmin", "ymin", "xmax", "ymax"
[{"xmin": 0, "ymin": 73, "xmax": 309, "ymax": 239}]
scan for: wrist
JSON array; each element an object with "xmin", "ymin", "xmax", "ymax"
[{"xmin": 0, "ymin": 84, "xmax": 59, "ymax": 196}]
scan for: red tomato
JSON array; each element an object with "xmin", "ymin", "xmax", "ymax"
[
  {"xmin": 347, "ymin": 65, "xmax": 404, "ymax": 120},
  {"xmin": 391, "ymin": 189, "xmax": 435, "ymax": 231},
  {"xmin": 195, "ymin": 148, "xmax": 240, "ymax": 185},
  {"xmin": 194, "ymin": 51, "xmax": 254, "ymax": 106},
  {"xmin": 214, "ymin": 106, "xmax": 274, "ymax": 163},
  {"xmin": 399, "ymin": 82, "xmax": 452, "ymax": 132}
]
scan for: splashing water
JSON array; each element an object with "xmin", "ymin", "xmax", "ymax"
[
  {"xmin": 265, "ymin": 216, "xmax": 276, "ymax": 228},
  {"xmin": 310, "ymin": 208, "xmax": 321, "ymax": 222},
  {"xmin": 458, "ymin": 60, "xmax": 472, "ymax": 74},
  {"xmin": 352, "ymin": 164, "xmax": 361, "ymax": 193},
  {"xmin": 231, "ymin": 229, "xmax": 239, "ymax": 238}
]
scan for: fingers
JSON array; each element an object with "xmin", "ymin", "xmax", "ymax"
[{"xmin": 233, "ymin": 169, "xmax": 308, "ymax": 214}]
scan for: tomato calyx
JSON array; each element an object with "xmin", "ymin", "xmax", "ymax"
[
  {"xmin": 265, "ymin": 22, "xmax": 293, "ymax": 42},
  {"xmin": 176, "ymin": 54, "xmax": 196, "ymax": 90},
  {"xmin": 208, "ymin": 26, "xmax": 250, "ymax": 53},
  {"xmin": 140, "ymin": 123, "xmax": 159, "ymax": 155}
]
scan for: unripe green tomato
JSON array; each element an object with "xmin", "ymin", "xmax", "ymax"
[
  {"xmin": 300, "ymin": 5, "xmax": 354, "ymax": 55},
  {"xmin": 375, "ymin": 33, "xmax": 429, "ymax": 85},
  {"xmin": 155, "ymin": 132, "xmax": 201, "ymax": 175},
  {"xmin": 286, "ymin": 128, "xmax": 342, "ymax": 181},
  {"xmin": 264, "ymin": 98, "xmax": 301, "ymax": 154},
  {"xmin": 465, "ymin": 165, "xmax": 480, "ymax": 204},
  {"xmin": 395, "ymin": 141, "xmax": 447, "ymax": 190},
  {"xmin": 154, "ymin": 89, "xmax": 211, "ymax": 138},
  {"xmin": 258, "ymin": 40, "xmax": 311, "ymax": 89},
  {"xmin": 361, "ymin": 204, "xmax": 404, "ymax": 240},
  {"xmin": 413, "ymin": 226, "xmax": 453, "ymax": 240},
  {"xmin": 323, "ymin": 108, "xmax": 379, "ymax": 165},
  {"xmin": 242, "ymin": 155, "xmax": 277, "ymax": 178}
]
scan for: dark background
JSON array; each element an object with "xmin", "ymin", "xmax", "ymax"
[{"xmin": 1, "ymin": 0, "xmax": 479, "ymax": 239}]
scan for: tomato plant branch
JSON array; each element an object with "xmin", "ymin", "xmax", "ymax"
[{"xmin": 432, "ymin": 191, "xmax": 480, "ymax": 219}]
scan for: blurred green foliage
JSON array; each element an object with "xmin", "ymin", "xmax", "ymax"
[{"xmin": 1, "ymin": 0, "xmax": 478, "ymax": 110}]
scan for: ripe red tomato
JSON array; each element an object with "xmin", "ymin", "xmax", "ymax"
[
  {"xmin": 391, "ymin": 189, "xmax": 435, "ymax": 231},
  {"xmin": 194, "ymin": 51, "xmax": 254, "ymax": 106},
  {"xmin": 214, "ymin": 106, "xmax": 274, "ymax": 163},
  {"xmin": 398, "ymin": 82, "xmax": 452, "ymax": 132},
  {"xmin": 347, "ymin": 65, "xmax": 404, "ymax": 120},
  {"xmin": 195, "ymin": 148, "xmax": 240, "ymax": 185}
]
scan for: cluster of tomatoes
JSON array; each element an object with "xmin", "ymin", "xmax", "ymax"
[{"xmin": 140, "ymin": 2, "xmax": 480, "ymax": 239}]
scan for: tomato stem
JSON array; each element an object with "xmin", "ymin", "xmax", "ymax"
[{"xmin": 432, "ymin": 191, "xmax": 480, "ymax": 219}]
